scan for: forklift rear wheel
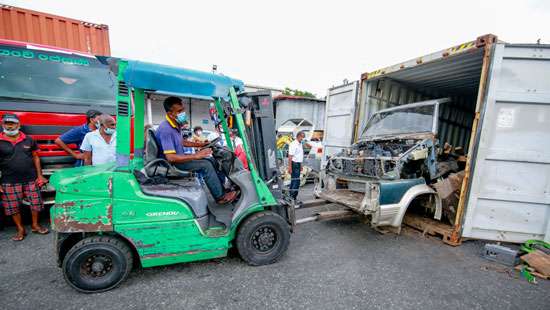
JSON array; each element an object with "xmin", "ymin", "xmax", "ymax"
[
  {"xmin": 62, "ymin": 236, "xmax": 133, "ymax": 293},
  {"xmin": 236, "ymin": 211, "xmax": 290, "ymax": 266}
]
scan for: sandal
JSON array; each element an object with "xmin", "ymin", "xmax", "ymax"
[
  {"xmin": 31, "ymin": 226, "xmax": 49, "ymax": 235},
  {"xmin": 12, "ymin": 232, "xmax": 26, "ymax": 241}
]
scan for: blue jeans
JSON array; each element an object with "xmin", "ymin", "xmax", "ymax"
[
  {"xmin": 290, "ymin": 162, "xmax": 301, "ymax": 199},
  {"xmin": 175, "ymin": 160, "xmax": 224, "ymax": 200}
]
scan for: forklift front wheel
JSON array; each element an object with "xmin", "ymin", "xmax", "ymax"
[
  {"xmin": 236, "ymin": 211, "xmax": 290, "ymax": 266},
  {"xmin": 62, "ymin": 236, "xmax": 133, "ymax": 293}
]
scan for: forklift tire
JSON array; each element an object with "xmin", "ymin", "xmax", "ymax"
[
  {"xmin": 62, "ymin": 236, "xmax": 133, "ymax": 293},
  {"xmin": 236, "ymin": 211, "xmax": 290, "ymax": 266}
]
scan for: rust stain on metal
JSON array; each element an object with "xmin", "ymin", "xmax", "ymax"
[
  {"xmin": 54, "ymin": 204, "xmax": 113, "ymax": 233},
  {"xmin": 79, "ymin": 204, "xmax": 93, "ymax": 210},
  {"xmin": 475, "ymin": 34, "xmax": 497, "ymax": 48},
  {"xmin": 108, "ymin": 177, "xmax": 113, "ymax": 197},
  {"xmin": 451, "ymin": 35, "xmax": 497, "ymax": 244},
  {"xmin": 53, "ymin": 216, "xmax": 113, "ymax": 232},
  {"xmin": 135, "ymin": 240, "xmax": 156, "ymax": 249},
  {"xmin": 55, "ymin": 201, "xmax": 76, "ymax": 208}
]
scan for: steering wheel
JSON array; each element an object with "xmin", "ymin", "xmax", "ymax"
[{"xmin": 203, "ymin": 136, "xmax": 222, "ymax": 149}]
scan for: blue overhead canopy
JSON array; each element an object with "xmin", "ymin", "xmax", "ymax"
[{"xmin": 122, "ymin": 60, "xmax": 244, "ymax": 100}]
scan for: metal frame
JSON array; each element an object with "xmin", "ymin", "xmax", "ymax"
[
  {"xmin": 114, "ymin": 60, "xmax": 277, "ymax": 207},
  {"xmin": 358, "ymin": 97, "xmax": 450, "ymax": 140}
]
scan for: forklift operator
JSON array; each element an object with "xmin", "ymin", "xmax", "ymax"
[{"xmin": 155, "ymin": 96, "xmax": 238, "ymax": 205}]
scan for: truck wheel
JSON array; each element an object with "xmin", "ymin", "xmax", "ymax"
[
  {"xmin": 236, "ymin": 211, "xmax": 290, "ymax": 266},
  {"xmin": 62, "ymin": 236, "xmax": 133, "ymax": 293}
]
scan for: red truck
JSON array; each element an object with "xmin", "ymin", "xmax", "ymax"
[{"xmin": 0, "ymin": 39, "xmax": 116, "ymax": 204}]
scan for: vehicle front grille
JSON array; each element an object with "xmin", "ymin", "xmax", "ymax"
[{"xmin": 329, "ymin": 157, "xmax": 397, "ymax": 179}]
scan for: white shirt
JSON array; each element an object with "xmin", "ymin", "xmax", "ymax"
[
  {"xmin": 288, "ymin": 140, "xmax": 304, "ymax": 163},
  {"xmin": 80, "ymin": 130, "xmax": 116, "ymax": 165},
  {"xmin": 232, "ymin": 136, "xmax": 243, "ymax": 148}
]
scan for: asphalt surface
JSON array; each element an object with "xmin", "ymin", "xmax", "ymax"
[{"xmin": 0, "ymin": 184, "xmax": 548, "ymax": 310}]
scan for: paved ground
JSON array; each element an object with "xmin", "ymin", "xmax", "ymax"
[{"xmin": 0, "ymin": 185, "xmax": 548, "ymax": 310}]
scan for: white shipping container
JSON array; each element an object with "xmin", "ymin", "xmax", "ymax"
[{"xmin": 323, "ymin": 34, "xmax": 550, "ymax": 243}]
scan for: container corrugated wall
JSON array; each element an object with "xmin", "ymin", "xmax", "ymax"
[
  {"xmin": 0, "ymin": 4, "xmax": 110, "ymax": 55},
  {"xmin": 463, "ymin": 43, "xmax": 550, "ymax": 243},
  {"xmin": 274, "ymin": 98, "xmax": 326, "ymax": 130},
  {"xmin": 358, "ymin": 79, "xmax": 475, "ymax": 151}
]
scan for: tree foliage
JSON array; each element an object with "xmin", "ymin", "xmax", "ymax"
[{"xmin": 282, "ymin": 87, "xmax": 316, "ymax": 98}]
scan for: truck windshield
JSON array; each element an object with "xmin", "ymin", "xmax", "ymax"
[
  {"xmin": 361, "ymin": 104, "xmax": 435, "ymax": 139},
  {"xmin": 0, "ymin": 45, "xmax": 115, "ymax": 107}
]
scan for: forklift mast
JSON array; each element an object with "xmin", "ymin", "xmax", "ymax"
[{"xmin": 240, "ymin": 91, "xmax": 283, "ymax": 199}]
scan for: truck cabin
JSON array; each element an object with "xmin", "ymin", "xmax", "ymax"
[{"xmin": 0, "ymin": 39, "xmax": 116, "ymax": 171}]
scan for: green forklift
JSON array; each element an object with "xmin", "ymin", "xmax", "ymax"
[{"xmin": 49, "ymin": 60, "xmax": 295, "ymax": 293}]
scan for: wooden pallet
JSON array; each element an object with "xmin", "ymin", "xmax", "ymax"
[{"xmin": 403, "ymin": 213, "xmax": 461, "ymax": 246}]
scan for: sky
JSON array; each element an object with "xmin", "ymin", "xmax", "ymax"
[{"xmin": 4, "ymin": 0, "xmax": 550, "ymax": 96}]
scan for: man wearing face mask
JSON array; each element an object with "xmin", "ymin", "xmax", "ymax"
[
  {"xmin": 55, "ymin": 109, "xmax": 102, "ymax": 166},
  {"xmin": 80, "ymin": 114, "xmax": 116, "ymax": 166},
  {"xmin": 156, "ymin": 96, "xmax": 237, "ymax": 205},
  {"xmin": 0, "ymin": 114, "xmax": 49, "ymax": 241}
]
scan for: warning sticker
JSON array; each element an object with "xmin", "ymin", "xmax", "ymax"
[{"xmin": 497, "ymin": 108, "xmax": 515, "ymax": 128}]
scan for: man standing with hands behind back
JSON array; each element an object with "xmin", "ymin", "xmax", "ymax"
[
  {"xmin": 0, "ymin": 114, "xmax": 49, "ymax": 241},
  {"xmin": 288, "ymin": 131, "xmax": 305, "ymax": 201}
]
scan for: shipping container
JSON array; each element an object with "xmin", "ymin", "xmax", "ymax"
[
  {"xmin": 323, "ymin": 81, "xmax": 359, "ymax": 158},
  {"xmin": 273, "ymin": 95, "xmax": 326, "ymax": 131},
  {"xmin": 322, "ymin": 34, "xmax": 550, "ymax": 243},
  {"xmin": 0, "ymin": 4, "xmax": 110, "ymax": 55}
]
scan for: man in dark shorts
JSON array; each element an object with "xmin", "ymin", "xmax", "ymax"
[
  {"xmin": 155, "ymin": 97, "xmax": 237, "ymax": 205},
  {"xmin": 55, "ymin": 109, "xmax": 103, "ymax": 166},
  {"xmin": 0, "ymin": 114, "xmax": 49, "ymax": 241}
]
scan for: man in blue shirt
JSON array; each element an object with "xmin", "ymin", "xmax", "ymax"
[
  {"xmin": 156, "ymin": 97, "xmax": 237, "ymax": 205},
  {"xmin": 55, "ymin": 110, "xmax": 102, "ymax": 166}
]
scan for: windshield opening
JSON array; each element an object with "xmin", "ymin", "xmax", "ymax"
[
  {"xmin": 361, "ymin": 104, "xmax": 436, "ymax": 138},
  {"xmin": 0, "ymin": 45, "xmax": 116, "ymax": 107}
]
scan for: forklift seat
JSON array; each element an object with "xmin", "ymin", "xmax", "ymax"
[
  {"xmin": 144, "ymin": 128, "xmax": 192, "ymax": 178},
  {"xmin": 139, "ymin": 179, "xmax": 209, "ymax": 218},
  {"xmin": 139, "ymin": 128, "xmax": 208, "ymax": 218}
]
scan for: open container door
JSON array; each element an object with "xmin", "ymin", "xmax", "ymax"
[
  {"xmin": 462, "ymin": 43, "xmax": 550, "ymax": 242},
  {"xmin": 322, "ymin": 81, "xmax": 359, "ymax": 161}
]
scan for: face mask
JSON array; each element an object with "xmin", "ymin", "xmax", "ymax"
[
  {"xmin": 176, "ymin": 112, "xmax": 187, "ymax": 124},
  {"xmin": 104, "ymin": 127, "xmax": 116, "ymax": 135},
  {"xmin": 3, "ymin": 128, "xmax": 19, "ymax": 136},
  {"xmin": 95, "ymin": 121, "xmax": 101, "ymax": 129}
]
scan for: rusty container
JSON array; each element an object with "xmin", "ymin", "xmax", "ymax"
[{"xmin": 0, "ymin": 3, "xmax": 110, "ymax": 55}]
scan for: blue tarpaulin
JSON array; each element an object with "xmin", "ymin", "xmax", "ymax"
[{"xmin": 123, "ymin": 60, "xmax": 244, "ymax": 100}]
